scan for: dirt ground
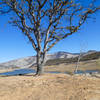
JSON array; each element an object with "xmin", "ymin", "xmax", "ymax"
[{"xmin": 0, "ymin": 73, "xmax": 100, "ymax": 100}]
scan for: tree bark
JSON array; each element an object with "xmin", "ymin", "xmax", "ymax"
[{"xmin": 36, "ymin": 51, "xmax": 46, "ymax": 75}]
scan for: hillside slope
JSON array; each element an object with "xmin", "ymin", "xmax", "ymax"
[
  {"xmin": 46, "ymin": 51, "xmax": 100, "ymax": 66},
  {"xmin": 0, "ymin": 50, "xmax": 100, "ymax": 69},
  {"xmin": 0, "ymin": 51, "xmax": 78, "ymax": 69}
]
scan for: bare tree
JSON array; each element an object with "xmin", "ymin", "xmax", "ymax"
[
  {"xmin": 74, "ymin": 42, "xmax": 88, "ymax": 73},
  {"xmin": 0, "ymin": 0, "xmax": 100, "ymax": 75}
]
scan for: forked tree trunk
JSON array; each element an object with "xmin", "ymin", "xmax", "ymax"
[{"xmin": 36, "ymin": 51, "xmax": 46, "ymax": 75}]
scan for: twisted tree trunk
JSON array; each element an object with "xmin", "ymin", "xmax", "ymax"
[{"xmin": 36, "ymin": 51, "xmax": 46, "ymax": 75}]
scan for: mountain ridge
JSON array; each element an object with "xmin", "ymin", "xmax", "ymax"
[{"xmin": 0, "ymin": 50, "xmax": 98, "ymax": 69}]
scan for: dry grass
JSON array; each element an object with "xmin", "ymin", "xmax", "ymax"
[
  {"xmin": 44, "ymin": 59, "xmax": 100, "ymax": 73},
  {"xmin": 0, "ymin": 69, "xmax": 13, "ymax": 73},
  {"xmin": 0, "ymin": 74, "xmax": 100, "ymax": 100},
  {"xmin": 0, "ymin": 59, "xmax": 100, "ymax": 100}
]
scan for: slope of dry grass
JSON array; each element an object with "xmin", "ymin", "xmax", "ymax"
[
  {"xmin": 0, "ymin": 73, "xmax": 100, "ymax": 100},
  {"xmin": 45, "ymin": 59, "xmax": 100, "ymax": 73}
]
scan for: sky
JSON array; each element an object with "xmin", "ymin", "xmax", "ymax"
[{"xmin": 0, "ymin": 1, "xmax": 100, "ymax": 63}]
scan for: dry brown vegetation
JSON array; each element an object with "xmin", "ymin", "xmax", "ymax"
[
  {"xmin": 0, "ymin": 73, "xmax": 100, "ymax": 100},
  {"xmin": 0, "ymin": 59, "xmax": 100, "ymax": 100},
  {"xmin": 45, "ymin": 59, "xmax": 100, "ymax": 74}
]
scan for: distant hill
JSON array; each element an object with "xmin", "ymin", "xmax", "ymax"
[
  {"xmin": 0, "ymin": 51, "xmax": 79, "ymax": 69},
  {"xmin": 0, "ymin": 56, "xmax": 36, "ymax": 69},
  {"xmin": 0, "ymin": 50, "xmax": 100, "ymax": 69},
  {"xmin": 46, "ymin": 51, "xmax": 100, "ymax": 66}
]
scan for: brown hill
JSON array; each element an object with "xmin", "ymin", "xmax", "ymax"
[{"xmin": 46, "ymin": 52, "xmax": 100, "ymax": 66}]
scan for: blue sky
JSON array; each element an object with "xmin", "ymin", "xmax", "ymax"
[{"xmin": 0, "ymin": 2, "xmax": 100, "ymax": 63}]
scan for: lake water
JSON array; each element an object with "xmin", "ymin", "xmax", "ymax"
[
  {"xmin": 74, "ymin": 70, "xmax": 100, "ymax": 74},
  {"xmin": 0, "ymin": 68, "xmax": 100, "ymax": 76},
  {"xmin": 0, "ymin": 69, "xmax": 35, "ymax": 76}
]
